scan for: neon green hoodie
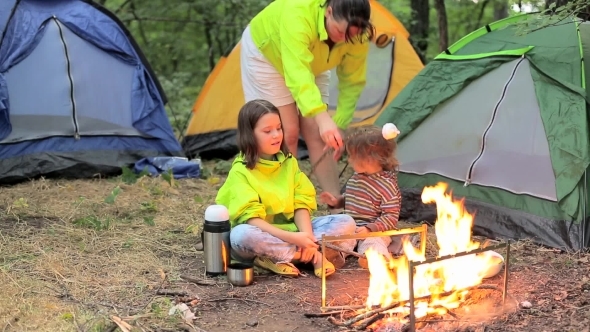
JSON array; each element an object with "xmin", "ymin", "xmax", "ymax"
[
  {"xmin": 248, "ymin": 0, "xmax": 369, "ymax": 129},
  {"xmin": 215, "ymin": 152, "xmax": 317, "ymax": 232}
]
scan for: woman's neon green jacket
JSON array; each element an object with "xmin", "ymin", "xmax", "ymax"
[
  {"xmin": 215, "ymin": 152, "xmax": 317, "ymax": 231},
  {"xmin": 248, "ymin": 0, "xmax": 370, "ymax": 129}
]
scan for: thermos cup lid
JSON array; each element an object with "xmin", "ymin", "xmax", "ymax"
[{"xmin": 205, "ymin": 205, "xmax": 230, "ymax": 222}]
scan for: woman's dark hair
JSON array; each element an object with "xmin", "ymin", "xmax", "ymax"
[
  {"xmin": 237, "ymin": 99, "xmax": 290, "ymax": 169},
  {"xmin": 323, "ymin": 0, "xmax": 375, "ymax": 43}
]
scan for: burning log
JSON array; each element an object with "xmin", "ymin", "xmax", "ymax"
[
  {"xmin": 326, "ymin": 284, "xmax": 503, "ymax": 329},
  {"xmin": 356, "ymin": 313, "xmax": 385, "ymax": 330},
  {"xmin": 320, "ymin": 183, "xmax": 511, "ymax": 332}
]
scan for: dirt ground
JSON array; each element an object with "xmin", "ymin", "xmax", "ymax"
[{"xmin": 1, "ymin": 159, "xmax": 589, "ymax": 332}]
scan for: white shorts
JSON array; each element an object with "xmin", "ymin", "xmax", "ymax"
[{"xmin": 240, "ymin": 25, "xmax": 330, "ymax": 107}]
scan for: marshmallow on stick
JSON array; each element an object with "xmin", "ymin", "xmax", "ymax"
[{"xmin": 382, "ymin": 123, "xmax": 400, "ymax": 140}]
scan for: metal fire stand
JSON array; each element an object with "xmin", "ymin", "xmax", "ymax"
[
  {"xmin": 406, "ymin": 240, "xmax": 511, "ymax": 332},
  {"xmin": 319, "ymin": 224, "xmax": 428, "ymax": 310},
  {"xmin": 318, "ymin": 224, "xmax": 511, "ymax": 332}
]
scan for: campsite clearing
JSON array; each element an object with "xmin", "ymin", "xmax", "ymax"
[{"xmin": 0, "ymin": 159, "xmax": 589, "ymax": 332}]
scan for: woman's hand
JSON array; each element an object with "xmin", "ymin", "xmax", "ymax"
[
  {"xmin": 319, "ymin": 192, "xmax": 340, "ymax": 206},
  {"xmin": 315, "ymin": 112, "xmax": 345, "ymax": 159}
]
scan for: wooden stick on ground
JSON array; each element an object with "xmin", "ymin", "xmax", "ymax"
[
  {"xmin": 111, "ymin": 316, "xmax": 132, "ymax": 332},
  {"xmin": 156, "ymin": 289, "xmax": 189, "ymax": 297},
  {"xmin": 328, "ymin": 301, "xmax": 401, "ymax": 327},
  {"xmin": 303, "ymin": 308, "xmax": 360, "ymax": 318},
  {"xmin": 179, "ymin": 274, "xmax": 220, "ymax": 286}
]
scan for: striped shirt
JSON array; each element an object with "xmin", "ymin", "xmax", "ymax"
[{"xmin": 340, "ymin": 171, "xmax": 401, "ymax": 232}]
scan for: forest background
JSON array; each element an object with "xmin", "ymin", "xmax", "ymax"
[{"xmin": 97, "ymin": 0, "xmax": 587, "ymax": 138}]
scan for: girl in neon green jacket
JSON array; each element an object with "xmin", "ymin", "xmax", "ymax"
[
  {"xmin": 216, "ymin": 100, "xmax": 357, "ymax": 278},
  {"xmin": 240, "ymin": 0, "xmax": 375, "ymax": 214}
]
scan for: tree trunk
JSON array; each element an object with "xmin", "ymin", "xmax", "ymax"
[
  {"xmin": 471, "ymin": 0, "xmax": 490, "ymax": 32},
  {"xmin": 493, "ymin": 0, "xmax": 509, "ymax": 20},
  {"xmin": 203, "ymin": 20, "xmax": 216, "ymax": 72},
  {"xmin": 434, "ymin": 0, "xmax": 448, "ymax": 52},
  {"xmin": 408, "ymin": 0, "xmax": 430, "ymax": 64}
]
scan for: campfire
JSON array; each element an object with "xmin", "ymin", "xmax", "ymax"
[{"xmin": 314, "ymin": 182, "xmax": 511, "ymax": 331}]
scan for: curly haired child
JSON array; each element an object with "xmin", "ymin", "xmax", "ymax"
[
  {"xmin": 216, "ymin": 99, "xmax": 357, "ymax": 278},
  {"xmin": 319, "ymin": 124, "xmax": 403, "ymax": 267}
]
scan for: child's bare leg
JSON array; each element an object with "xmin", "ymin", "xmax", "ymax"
[{"xmin": 357, "ymin": 236, "xmax": 393, "ymax": 269}]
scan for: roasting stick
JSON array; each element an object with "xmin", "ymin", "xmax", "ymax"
[
  {"xmin": 317, "ymin": 241, "xmax": 365, "ymax": 259},
  {"xmin": 306, "ymin": 148, "xmax": 334, "ymax": 178}
]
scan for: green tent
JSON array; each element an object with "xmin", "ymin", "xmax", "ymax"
[{"xmin": 375, "ymin": 14, "xmax": 590, "ymax": 250}]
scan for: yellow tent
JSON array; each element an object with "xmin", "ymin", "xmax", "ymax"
[{"xmin": 182, "ymin": 0, "xmax": 424, "ymax": 159}]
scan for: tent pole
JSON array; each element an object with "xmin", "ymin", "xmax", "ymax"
[
  {"xmin": 0, "ymin": 0, "xmax": 21, "ymax": 48},
  {"xmin": 583, "ymin": 170, "xmax": 587, "ymax": 249}
]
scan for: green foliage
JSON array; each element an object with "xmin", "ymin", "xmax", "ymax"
[
  {"xmin": 100, "ymin": 0, "xmax": 564, "ymax": 132},
  {"xmin": 512, "ymin": 0, "xmax": 589, "ymax": 34},
  {"xmin": 104, "ymin": 186, "xmax": 122, "ymax": 204},
  {"xmin": 73, "ymin": 215, "xmax": 113, "ymax": 231},
  {"xmin": 161, "ymin": 169, "xmax": 175, "ymax": 187},
  {"xmin": 143, "ymin": 216, "xmax": 156, "ymax": 226},
  {"xmin": 103, "ymin": 0, "xmax": 270, "ymax": 138},
  {"xmin": 213, "ymin": 159, "xmax": 233, "ymax": 175},
  {"xmin": 121, "ymin": 166, "xmax": 149, "ymax": 184}
]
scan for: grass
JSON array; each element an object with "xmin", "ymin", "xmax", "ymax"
[
  {"xmin": 0, "ymin": 158, "xmax": 342, "ymax": 331},
  {"xmin": 1, "ymin": 159, "xmax": 589, "ymax": 332},
  {"xmin": 0, "ymin": 164, "xmax": 221, "ymax": 331}
]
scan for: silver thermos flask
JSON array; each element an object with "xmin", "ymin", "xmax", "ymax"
[{"xmin": 202, "ymin": 204, "xmax": 231, "ymax": 276}]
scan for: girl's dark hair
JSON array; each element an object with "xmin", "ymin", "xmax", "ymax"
[
  {"xmin": 237, "ymin": 99, "xmax": 290, "ymax": 169},
  {"xmin": 345, "ymin": 125, "xmax": 399, "ymax": 171},
  {"xmin": 323, "ymin": 0, "xmax": 376, "ymax": 43}
]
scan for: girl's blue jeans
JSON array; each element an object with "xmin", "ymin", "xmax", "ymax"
[{"xmin": 230, "ymin": 214, "xmax": 356, "ymax": 264}]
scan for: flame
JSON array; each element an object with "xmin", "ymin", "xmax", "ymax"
[{"xmin": 365, "ymin": 182, "xmax": 500, "ymax": 319}]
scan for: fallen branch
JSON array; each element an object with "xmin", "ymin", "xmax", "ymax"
[
  {"xmin": 121, "ymin": 313, "xmax": 154, "ymax": 321},
  {"xmin": 304, "ymin": 310, "xmax": 354, "ymax": 318},
  {"xmin": 180, "ymin": 274, "xmax": 220, "ymax": 286},
  {"xmin": 179, "ymin": 322, "xmax": 209, "ymax": 332},
  {"xmin": 207, "ymin": 297, "xmax": 271, "ymax": 306},
  {"xmin": 2, "ymin": 314, "xmax": 19, "ymax": 332},
  {"xmin": 473, "ymin": 284, "xmax": 503, "ymax": 292},
  {"xmin": 156, "ymin": 289, "xmax": 189, "ymax": 297},
  {"xmin": 111, "ymin": 316, "xmax": 132, "ymax": 332},
  {"xmin": 329, "ymin": 301, "xmax": 400, "ymax": 327}
]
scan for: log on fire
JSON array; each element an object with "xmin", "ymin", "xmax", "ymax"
[{"xmin": 325, "ymin": 284, "xmax": 503, "ymax": 329}]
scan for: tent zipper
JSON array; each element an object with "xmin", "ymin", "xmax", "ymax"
[
  {"xmin": 53, "ymin": 16, "xmax": 80, "ymax": 140},
  {"xmin": 464, "ymin": 56, "xmax": 525, "ymax": 186}
]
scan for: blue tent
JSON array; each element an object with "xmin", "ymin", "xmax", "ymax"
[{"xmin": 0, "ymin": 0, "xmax": 183, "ymax": 184}]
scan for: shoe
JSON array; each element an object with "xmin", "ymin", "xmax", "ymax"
[
  {"xmin": 253, "ymin": 256, "xmax": 300, "ymax": 277},
  {"xmin": 322, "ymin": 247, "xmax": 346, "ymax": 269},
  {"xmin": 314, "ymin": 256, "xmax": 336, "ymax": 278}
]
